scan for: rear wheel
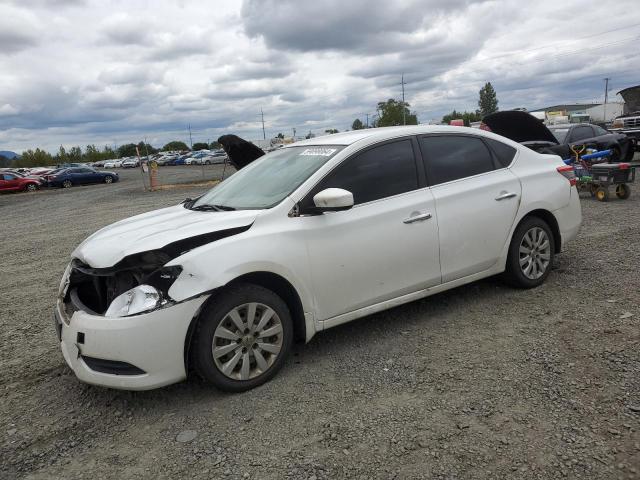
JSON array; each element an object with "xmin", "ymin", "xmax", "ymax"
[
  {"xmin": 62, "ymin": 180, "xmax": 72, "ymax": 189},
  {"xmin": 104, "ymin": 176, "xmax": 113, "ymax": 184},
  {"xmin": 205, "ymin": 160, "xmax": 211, "ymax": 165},
  {"xmin": 193, "ymin": 283, "xmax": 293, "ymax": 392},
  {"xmin": 25, "ymin": 183, "xmax": 38, "ymax": 192},
  {"xmin": 616, "ymin": 183, "xmax": 631, "ymax": 199},
  {"xmin": 503, "ymin": 217, "xmax": 555, "ymax": 288},
  {"xmin": 595, "ymin": 187, "xmax": 609, "ymax": 202}
]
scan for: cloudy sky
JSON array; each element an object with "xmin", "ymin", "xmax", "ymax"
[{"xmin": 1, "ymin": 0, "xmax": 639, "ymax": 153}]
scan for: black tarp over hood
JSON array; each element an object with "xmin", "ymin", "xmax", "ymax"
[
  {"xmin": 482, "ymin": 111, "xmax": 559, "ymax": 144},
  {"xmin": 217, "ymin": 135, "xmax": 265, "ymax": 170}
]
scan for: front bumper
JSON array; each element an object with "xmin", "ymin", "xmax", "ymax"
[{"xmin": 54, "ymin": 295, "xmax": 209, "ymax": 390}]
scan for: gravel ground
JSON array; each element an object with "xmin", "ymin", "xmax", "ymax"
[{"xmin": 1, "ymin": 164, "xmax": 639, "ymax": 480}]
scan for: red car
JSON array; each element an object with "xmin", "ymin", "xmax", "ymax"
[{"xmin": 0, "ymin": 172, "xmax": 40, "ymax": 192}]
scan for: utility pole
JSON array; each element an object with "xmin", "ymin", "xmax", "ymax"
[
  {"xmin": 603, "ymin": 78, "xmax": 610, "ymax": 123},
  {"xmin": 401, "ymin": 73, "xmax": 406, "ymax": 126},
  {"xmin": 366, "ymin": 113, "xmax": 369, "ymax": 128},
  {"xmin": 292, "ymin": 127, "xmax": 296, "ymax": 139},
  {"xmin": 188, "ymin": 123, "xmax": 193, "ymax": 150},
  {"xmin": 260, "ymin": 108, "xmax": 266, "ymax": 140}
]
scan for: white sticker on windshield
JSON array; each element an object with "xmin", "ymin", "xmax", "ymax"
[{"xmin": 299, "ymin": 148, "xmax": 337, "ymax": 157}]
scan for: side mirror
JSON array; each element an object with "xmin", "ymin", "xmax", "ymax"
[{"xmin": 312, "ymin": 188, "xmax": 354, "ymax": 212}]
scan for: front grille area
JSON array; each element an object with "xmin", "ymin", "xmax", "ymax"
[
  {"xmin": 81, "ymin": 356, "xmax": 146, "ymax": 375},
  {"xmin": 623, "ymin": 117, "xmax": 640, "ymax": 129}
]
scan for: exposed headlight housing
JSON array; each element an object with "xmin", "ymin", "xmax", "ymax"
[{"xmin": 105, "ymin": 285, "xmax": 162, "ymax": 317}]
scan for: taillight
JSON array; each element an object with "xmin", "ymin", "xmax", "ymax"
[
  {"xmin": 479, "ymin": 122, "xmax": 491, "ymax": 131},
  {"xmin": 557, "ymin": 165, "xmax": 576, "ymax": 186},
  {"xmin": 619, "ymin": 163, "xmax": 630, "ymax": 170}
]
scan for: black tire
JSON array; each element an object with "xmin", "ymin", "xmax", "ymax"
[
  {"xmin": 104, "ymin": 175, "xmax": 113, "ymax": 184},
  {"xmin": 25, "ymin": 183, "xmax": 38, "ymax": 192},
  {"xmin": 503, "ymin": 216, "xmax": 555, "ymax": 289},
  {"xmin": 62, "ymin": 180, "xmax": 72, "ymax": 189},
  {"xmin": 616, "ymin": 183, "xmax": 631, "ymax": 199},
  {"xmin": 192, "ymin": 283, "xmax": 293, "ymax": 392},
  {"xmin": 205, "ymin": 160, "xmax": 211, "ymax": 165}
]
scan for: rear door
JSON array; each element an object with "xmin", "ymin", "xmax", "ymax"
[{"xmin": 419, "ymin": 134, "xmax": 521, "ymax": 283}]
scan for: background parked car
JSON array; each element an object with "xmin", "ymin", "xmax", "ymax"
[
  {"xmin": 0, "ymin": 172, "xmax": 41, "ymax": 192},
  {"xmin": 103, "ymin": 159, "xmax": 123, "ymax": 168},
  {"xmin": 482, "ymin": 111, "xmax": 635, "ymax": 161},
  {"xmin": 47, "ymin": 167, "xmax": 119, "ymax": 188},
  {"xmin": 121, "ymin": 158, "xmax": 140, "ymax": 168}
]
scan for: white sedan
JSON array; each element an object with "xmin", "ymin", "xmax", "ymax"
[{"xmin": 54, "ymin": 125, "xmax": 581, "ymax": 391}]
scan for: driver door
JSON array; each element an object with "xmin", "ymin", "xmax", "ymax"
[{"xmin": 298, "ymin": 138, "xmax": 441, "ymax": 321}]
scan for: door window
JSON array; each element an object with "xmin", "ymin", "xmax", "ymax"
[
  {"xmin": 420, "ymin": 135, "xmax": 495, "ymax": 185},
  {"xmin": 484, "ymin": 138, "xmax": 517, "ymax": 167},
  {"xmin": 570, "ymin": 126, "xmax": 594, "ymax": 142},
  {"xmin": 305, "ymin": 139, "xmax": 419, "ymax": 206}
]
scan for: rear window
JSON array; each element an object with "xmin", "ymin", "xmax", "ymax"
[
  {"xmin": 550, "ymin": 128, "xmax": 570, "ymax": 143},
  {"xmin": 484, "ymin": 138, "xmax": 517, "ymax": 167}
]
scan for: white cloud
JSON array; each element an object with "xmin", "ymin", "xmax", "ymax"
[{"xmin": 0, "ymin": 0, "xmax": 638, "ymax": 153}]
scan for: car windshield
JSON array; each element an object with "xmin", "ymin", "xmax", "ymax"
[
  {"xmin": 549, "ymin": 128, "xmax": 570, "ymax": 143},
  {"xmin": 192, "ymin": 145, "xmax": 344, "ymax": 210}
]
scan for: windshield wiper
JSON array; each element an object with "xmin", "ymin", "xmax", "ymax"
[
  {"xmin": 189, "ymin": 203, "xmax": 236, "ymax": 212},
  {"xmin": 190, "ymin": 204, "xmax": 222, "ymax": 212}
]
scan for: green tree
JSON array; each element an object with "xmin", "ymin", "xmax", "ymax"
[
  {"xmin": 478, "ymin": 82, "xmax": 498, "ymax": 117},
  {"xmin": 192, "ymin": 142, "xmax": 209, "ymax": 151},
  {"xmin": 276, "ymin": 133, "xmax": 285, "ymax": 139},
  {"xmin": 351, "ymin": 118, "xmax": 364, "ymax": 130},
  {"xmin": 16, "ymin": 148, "xmax": 54, "ymax": 167},
  {"xmin": 210, "ymin": 141, "xmax": 222, "ymax": 150},
  {"xmin": 55, "ymin": 145, "xmax": 67, "ymax": 164},
  {"xmin": 374, "ymin": 99, "xmax": 418, "ymax": 127},
  {"xmin": 68, "ymin": 146, "xmax": 82, "ymax": 162},
  {"xmin": 324, "ymin": 128, "xmax": 339, "ymax": 134},
  {"xmin": 117, "ymin": 142, "xmax": 157, "ymax": 158},
  {"xmin": 441, "ymin": 110, "xmax": 482, "ymax": 126},
  {"xmin": 0, "ymin": 154, "xmax": 12, "ymax": 168},
  {"xmin": 162, "ymin": 141, "xmax": 189, "ymax": 152}
]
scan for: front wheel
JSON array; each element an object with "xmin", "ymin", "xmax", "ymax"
[
  {"xmin": 104, "ymin": 175, "xmax": 113, "ymax": 184},
  {"xmin": 595, "ymin": 187, "xmax": 609, "ymax": 202},
  {"xmin": 25, "ymin": 183, "xmax": 38, "ymax": 192},
  {"xmin": 193, "ymin": 284, "xmax": 293, "ymax": 392},
  {"xmin": 503, "ymin": 217, "xmax": 555, "ymax": 288},
  {"xmin": 616, "ymin": 183, "xmax": 631, "ymax": 199},
  {"xmin": 62, "ymin": 180, "xmax": 72, "ymax": 189}
]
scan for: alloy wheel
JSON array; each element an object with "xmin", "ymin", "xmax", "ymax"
[
  {"xmin": 212, "ymin": 302, "xmax": 284, "ymax": 381},
  {"xmin": 105, "ymin": 176, "xmax": 113, "ymax": 184},
  {"xmin": 519, "ymin": 227, "xmax": 551, "ymax": 280},
  {"xmin": 26, "ymin": 184, "xmax": 37, "ymax": 192}
]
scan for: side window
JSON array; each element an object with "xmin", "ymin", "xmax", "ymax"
[
  {"xmin": 594, "ymin": 125, "xmax": 609, "ymax": 136},
  {"xmin": 570, "ymin": 126, "xmax": 594, "ymax": 142},
  {"xmin": 420, "ymin": 135, "xmax": 495, "ymax": 185},
  {"xmin": 484, "ymin": 138, "xmax": 517, "ymax": 168},
  {"xmin": 306, "ymin": 139, "xmax": 418, "ymax": 206},
  {"xmin": 4, "ymin": 174, "xmax": 16, "ymax": 180}
]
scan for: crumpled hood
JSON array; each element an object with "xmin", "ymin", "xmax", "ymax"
[
  {"xmin": 483, "ymin": 111, "xmax": 558, "ymax": 145},
  {"xmin": 73, "ymin": 204, "xmax": 259, "ymax": 268}
]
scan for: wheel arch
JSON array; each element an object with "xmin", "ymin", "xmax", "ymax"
[
  {"xmin": 515, "ymin": 209, "xmax": 561, "ymax": 254},
  {"xmin": 183, "ymin": 270, "xmax": 308, "ymax": 375}
]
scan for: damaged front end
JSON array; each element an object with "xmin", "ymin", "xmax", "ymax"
[
  {"xmin": 63, "ymin": 250, "xmax": 182, "ymax": 319},
  {"xmin": 60, "ymin": 224, "xmax": 253, "ymax": 320}
]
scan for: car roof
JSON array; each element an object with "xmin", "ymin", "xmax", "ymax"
[{"xmin": 288, "ymin": 125, "xmax": 493, "ymax": 147}]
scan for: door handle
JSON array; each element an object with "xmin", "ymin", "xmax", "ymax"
[
  {"xmin": 495, "ymin": 192, "xmax": 517, "ymax": 201},
  {"xmin": 403, "ymin": 212, "xmax": 432, "ymax": 224}
]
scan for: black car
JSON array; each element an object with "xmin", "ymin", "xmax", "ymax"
[
  {"xmin": 483, "ymin": 111, "xmax": 635, "ymax": 161},
  {"xmin": 47, "ymin": 167, "xmax": 119, "ymax": 188}
]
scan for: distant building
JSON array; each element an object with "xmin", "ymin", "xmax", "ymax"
[{"xmin": 530, "ymin": 102, "xmax": 623, "ymax": 124}]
